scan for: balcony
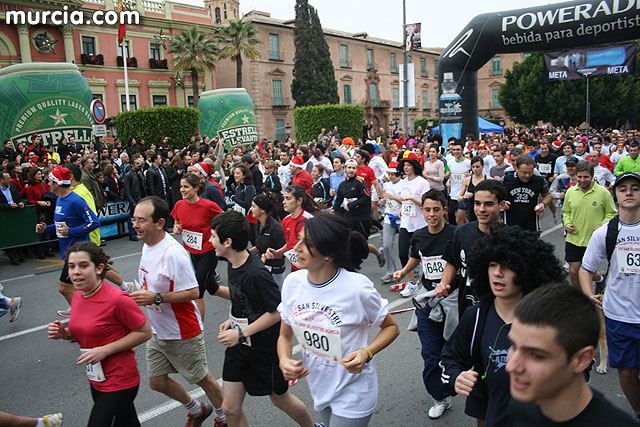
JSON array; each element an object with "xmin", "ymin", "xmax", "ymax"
[
  {"xmin": 364, "ymin": 99, "xmax": 390, "ymax": 109},
  {"xmin": 273, "ymin": 97, "xmax": 290, "ymax": 107},
  {"xmin": 422, "ymin": 103, "xmax": 433, "ymax": 111},
  {"xmin": 367, "ymin": 62, "xmax": 378, "ymax": 71},
  {"xmin": 490, "ymin": 68, "xmax": 503, "ymax": 76},
  {"xmin": 340, "ymin": 59, "xmax": 352, "ymax": 69},
  {"xmin": 269, "ymin": 51, "xmax": 283, "ymax": 61}
]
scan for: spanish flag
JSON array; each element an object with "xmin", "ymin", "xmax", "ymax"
[{"xmin": 117, "ymin": 0, "xmax": 126, "ymax": 45}]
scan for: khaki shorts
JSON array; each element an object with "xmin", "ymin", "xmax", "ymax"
[{"xmin": 146, "ymin": 333, "xmax": 208, "ymax": 384}]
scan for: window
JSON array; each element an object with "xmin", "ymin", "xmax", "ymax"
[
  {"xmin": 275, "ymin": 119, "xmax": 285, "ymax": 142},
  {"xmin": 340, "ymin": 44, "xmax": 349, "ymax": 67},
  {"xmin": 224, "ymin": 3, "xmax": 226, "ymax": 9},
  {"xmin": 369, "ymin": 83, "xmax": 377, "ymax": 107},
  {"xmin": 120, "ymin": 94, "xmax": 137, "ymax": 111},
  {"xmin": 150, "ymin": 43, "xmax": 161, "ymax": 60},
  {"xmin": 390, "ymin": 52, "xmax": 397, "ymax": 73},
  {"xmin": 407, "ymin": 55, "xmax": 412, "ymax": 64},
  {"xmin": 269, "ymin": 33, "xmax": 280, "ymax": 60},
  {"xmin": 367, "ymin": 48, "xmax": 374, "ymax": 69},
  {"xmin": 152, "ymin": 95, "xmax": 167, "ymax": 107},
  {"xmin": 492, "ymin": 89, "xmax": 501, "ymax": 109},
  {"xmin": 224, "ymin": 11, "xmax": 227, "ymax": 19},
  {"xmin": 393, "ymin": 87, "xmax": 399, "ymax": 108},
  {"xmin": 272, "ymin": 80, "xmax": 283, "ymax": 105},
  {"xmin": 92, "ymin": 93, "xmax": 103, "ymax": 101},
  {"xmin": 187, "ymin": 96, "xmax": 195, "ymax": 107},
  {"xmin": 434, "ymin": 59, "xmax": 439, "ymax": 76},
  {"xmin": 411, "ymin": 119, "xmax": 415, "ymax": 132},
  {"xmin": 343, "ymin": 84, "xmax": 352, "ymax": 104},
  {"xmin": 215, "ymin": 7, "xmax": 221, "ymax": 24},
  {"xmin": 421, "ymin": 58, "xmax": 427, "ymax": 77},
  {"xmin": 492, "ymin": 56, "xmax": 502, "ymax": 75},
  {"xmin": 82, "ymin": 36, "xmax": 95, "ymax": 55},
  {"xmin": 118, "ymin": 40, "xmax": 130, "ymax": 58},
  {"xmin": 422, "ymin": 90, "xmax": 428, "ymax": 110}
]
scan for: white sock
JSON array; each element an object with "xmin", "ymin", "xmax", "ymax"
[
  {"xmin": 215, "ymin": 407, "xmax": 226, "ymax": 421},
  {"xmin": 36, "ymin": 419, "xmax": 45, "ymax": 427},
  {"xmin": 184, "ymin": 397, "xmax": 201, "ymax": 415}
]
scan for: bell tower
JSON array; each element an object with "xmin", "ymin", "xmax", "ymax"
[{"xmin": 204, "ymin": 0, "xmax": 240, "ymax": 25}]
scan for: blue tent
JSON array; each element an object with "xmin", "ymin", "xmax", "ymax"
[{"xmin": 431, "ymin": 117, "xmax": 504, "ymax": 134}]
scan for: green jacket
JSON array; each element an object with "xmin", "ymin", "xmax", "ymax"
[
  {"xmin": 562, "ymin": 182, "xmax": 617, "ymax": 248},
  {"xmin": 614, "ymin": 154, "xmax": 640, "ymax": 175}
]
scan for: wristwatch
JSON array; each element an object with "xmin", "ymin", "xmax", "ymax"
[
  {"xmin": 154, "ymin": 293, "xmax": 163, "ymax": 305},
  {"xmin": 237, "ymin": 328, "xmax": 247, "ymax": 344}
]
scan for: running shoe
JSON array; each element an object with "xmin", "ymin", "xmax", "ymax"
[
  {"xmin": 390, "ymin": 282, "xmax": 408, "ymax": 292},
  {"xmin": 288, "ymin": 379, "xmax": 298, "ymax": 386},
  {"xmin": 376, "ymin": 247, "xmax": 385, "ymax": 268},
  {"xmin": 400, "ymin": 281, "xmax": 421, "ymax": 297},
  {"xmin": 380, "ymin": 273, "xmax": 395, "ymax": 284},
  {"xmin": 57, "ymin": 308, "xmax": 71, "ymax": 318},
  {"xmin": 9, "ymin": 297, "xmax": 22, "ymax": 322},
  {"xmin": 185, "ymin": 402, "xmax": 213, "ymax": 427},
  {"xmin": 428, "ymin": 397, "xmax": 452, "ymax": 419},
  {"xmin": 213, "ymin": 417, "xmax": 228, "ymax": 427},
  {"xmin": 42, "ymin": 413, "xmax": 63, "ymax": 426},
  {"xmin": 314, "ymin": 424, "xmax": 326, "ymax": 427}
]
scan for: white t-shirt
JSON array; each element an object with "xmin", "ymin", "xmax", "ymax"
[
  {"xmin": 316, "ymin": 157, "xmax": 333, "ymax": 179},
  {"xmin": 481, "ymin": 155, "xmax": 496, "ymax": 176},
  {"xmin": 582, "ymin": 220, "xmax": 640, "ymax": 323},
  {"xmin": 138, "ymin": 233, "xmax": 203, "ymax": 340},
  {"xmin": 399, "ymin": 176, "xmax": 430, "ymax": 232},
  {"xmin": 382, "ymin": 179, "xmax": 403, "ymax": 223},
  {"xmin": 611, "ymin": 150, "xmax": 629, "ymax": 165},
  {"xmin": 369, "ymin": 156, "xmax": 388, "ymax": 182},
  {"xmin": 278, "ymin": 268, "xmax": 388, "ymax": 418},
  {"xmin": 447, "ymin": 158, "xmax": 471, "ymax": 200},
  {"xmin": 278, "ymin": 163, "xmax": 293, "ymax": 193}
]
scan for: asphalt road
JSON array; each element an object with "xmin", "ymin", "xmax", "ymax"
[{"xmin": 0, "ymin": 210, "xmax": 633, "ymax": 426}]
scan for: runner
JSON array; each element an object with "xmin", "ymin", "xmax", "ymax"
[
  {"xmin": 277, "ymin": 213, "xmax": 400, "ymax": 427},
  {"xmin": 441, "ymin": 226, "xmax": 565, "ymax": 427},
  {"xmin": 507, "ymin": 284, "xmax": 638, "ymax": 425},
  {"xmin": 503, "ymin": 156, "xmax": 552, "ymax": 233},
  {"xmin": 580, "ymin": 172, "xmax": 640, "ymax": 420},
  {"xmin": 250, "ymin": 193, "xmax": 287, "ymax": 290},
  {"xmin": 289, "ymin": 156, "xmax": 313, "ymax": 194},
  {"xmin": 47, "ymin": 241, "xmax": 151, "ymax": 426},
  {"xmin": 446, "ymin": 140, "xmax": 471, "ymax": 225},
  {"xmin": 171, "ymin": 173, "xmax": 225, "ymax": 320},
  {"xmin": 35, "ymin": 166, "xmax": 100, "ymax": 317},
  {"xmin": 130, "ymin": 196, "xmax": 227, "ymax": 427},
  {"xmin": 0, "ymin": 282, "xmax": 22, "ymax": 322},
  {"xmin": 0, "ymin": 412, "xmax": 63, "ymax": 427},
  {"xmin": 210, "ymin": 210, "xmax": 318, "ymax": 427},
  {"xmin": 457, "ymin": 156, "xmax": 488, "ymax": 224},
  {"xmin": 392, "ymin": 189, "xmax": 457, "ymax": 418},
  {"xmin": 380, "ymin": 162, "xmax": 403, "ymax": 284}
]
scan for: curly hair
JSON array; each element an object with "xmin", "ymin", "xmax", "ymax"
[
  {"xmin": 467, "ymin": 224, "xmax": 566, "ymax": 298},
  {"xmin": 65, "ymin": 241, "xmax": 113, "ymax": 280}
]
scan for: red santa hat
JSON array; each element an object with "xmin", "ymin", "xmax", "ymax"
[
  {"xmin": 291, "ymin": 156, "xmax": 305, "ymax": 168},
  {"xmin": 48, "ymin": 166, "xmax": 72, "ymax": 185},
  {"xmin": 194, "ymin": 162, "xmax": 212, "ymax": 178}
]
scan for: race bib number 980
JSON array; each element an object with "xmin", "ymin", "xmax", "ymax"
[{"xmin": 291, "ymin": 318, "xmax": 342, "ymax": 363}]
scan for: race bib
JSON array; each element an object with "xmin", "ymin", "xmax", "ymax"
[
  {"xmin": 146, "ymin": 304, "xmax": 162, "ymax": 312},
  {"xmin": 402, "ymin": 203, "xmax": 417, "ymax": 217},
  {"xmin": 229, "ymin": 311, "xmax": 251, "ymax": 347},
  {"xmin": 232, "ymin": 203, "xmax": 246, "ymax": 216},
  {"xmin": 617, "ymin": 244, "xmax": 640, "ymax": 274},
  {"xmin": 420, "ymin": 254, "xmax": 446, "ymax": 281},
  {"xmin": 55, "ymin": 221, "xmax": 67, "ymax": 238},
  {"xmin": 451, "ymin": 173, "xmax": 465, "ymax": 185},
  {"xmin": 386, "ymin": 200, "xmax": 400, "ymax": 211},
  {"xmin": 284, "ymin": 250, "xmax": 298, "ymax": 267},
  {"xmin": 291, "ymin": 318, "xmax": 342, "ymax": 363},
  {"xmin": 182, "ymin": 229, "xmax": 203, "ymax": 251},
  {"xmin": 80, "ymin": 349, "xmax": 106, "ymax": 382},
  {"xmin": 344, "ymin": 197, "xmax": 357, "ymax": 206},
  {"xmin": 538, "ymin": 163, "xmax": 552, "ymax": 174}
]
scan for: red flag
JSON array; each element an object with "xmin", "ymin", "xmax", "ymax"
[{"xmin": 117, "ymin": 0, "xmax": 126, "ymax": 45}]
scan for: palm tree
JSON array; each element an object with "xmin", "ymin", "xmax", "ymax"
[
  {"xmin": 168, "ymin": 26, "xmax": 218, "ymax": 107},
  {"xmin": 217, "ymin": 19, "xmax": 261, "ymax": 88}
]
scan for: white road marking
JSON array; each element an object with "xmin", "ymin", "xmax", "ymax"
[
  {"xmin": 0, "ymin": 319, "xmax": 68, "ymax": 342},
  {"xmin": 540, "ymin": 223, "xmax": 563, "ymax": 238}
]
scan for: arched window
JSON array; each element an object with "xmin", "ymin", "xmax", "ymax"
[{"xmin": 215, "ymin": 7, "xmax": 221, "ymax": 24}]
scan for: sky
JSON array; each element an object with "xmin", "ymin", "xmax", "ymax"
[{"xmin": 174, "ymin": 0, "xmax": 564, "ymax": 48}]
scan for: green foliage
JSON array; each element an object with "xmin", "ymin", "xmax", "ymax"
[
  {"xmin": 500, "ymin": 45, "xmax": 640, "ymax": 128},
  {"xmin": 114, "ymin": 106, "xmax": 200, "ymax": 148},
  {"xmin": 415, "ymin": 118, "xmax": 438, "ymax": 133},
  {"xmin": 216, "ymin": 19, "xmax": 261, "ymax": 88},
  {"xmin": 294, "ymin": 104, "xmax": 364, "ymax": 142},
  {"xmin": 291, "ymin": 0, "xmax": 339, "ymax": 107}
]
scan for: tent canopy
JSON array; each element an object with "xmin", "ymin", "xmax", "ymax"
[{"xmin": 432, "ymin": 117, "xmax": 504, "ymax": 134}]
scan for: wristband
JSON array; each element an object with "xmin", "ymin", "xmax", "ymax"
[{"xmin": 361, "ymin": 347, "xmax": 373, "ymax": 363}]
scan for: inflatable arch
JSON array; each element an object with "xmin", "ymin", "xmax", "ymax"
[{"xmin": 437, "ymin": 0, "xmax": 640, "ymax": 142}]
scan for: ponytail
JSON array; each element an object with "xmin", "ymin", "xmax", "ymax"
[{"xmin": 285, "ymin": 184, "xmax": 319, "ymax": 213}]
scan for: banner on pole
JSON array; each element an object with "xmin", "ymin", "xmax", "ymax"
[
  {"xmin": 544, "ymin": 43, "xmax": 637, "ymax": 80},
  {"xmin": 405, "ymin": 23, "xmax": 421, "ymax": 51}
]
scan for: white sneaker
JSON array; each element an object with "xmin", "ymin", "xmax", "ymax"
[
  {"xmin": 400, "ymin": 280, "xmax": 421, "ymax": 297},
  {"xmin": 380, "ymin": 273, "xmax": 394, "ymax": 284},
  {"xmin": 428, "ymin": 397, "xmax": 452, "ymax": 419}
]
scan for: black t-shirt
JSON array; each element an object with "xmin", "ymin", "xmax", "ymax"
[
  {"xmin": 409, "ymin": 223, "xmax": 456, "ymax": 290},
  {"xmin": 442, "ymin": 221, "xmax": 486, "ymax": 316},
  {"xmin": 228, "ymin": 252, "xmax": 281, "ymax": 345},
  {"xmin": 503, "ymin": 174, "xmax": 549, "ymax": 232},
  {"xmin": 508, "ymin": 389, "xmax": 637, "ymax": 426},
  {"xmin": 255, "ymin": 216, "xmax": 286, "ymax": 274},
  {"xmin": 534, "ymin": 153, "xmax": 557, "ymax": 180},
  {"xmin": 467, "ymin": 303, "xmax": 512, "ymax": 427}
]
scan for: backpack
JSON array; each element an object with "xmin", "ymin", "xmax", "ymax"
[{"xmin": 602, "ymin": 215, "xmax": 620, "ymax": 285}]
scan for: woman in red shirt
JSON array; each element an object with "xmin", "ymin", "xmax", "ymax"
[
  {"xmin": 171, "ymin": 173, "xmax": 224, "ymax": 319},
  {"xmin": 48, "ymin": 242, "xmax": 151, "ymax": 427}
]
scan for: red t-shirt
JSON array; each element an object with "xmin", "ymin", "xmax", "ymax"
[
  {"xmin": 356, "ymin": 165, "xmax": 376, "ymax": 192},
  {"xmin": 171, "ymin": 198, "xmax": 222, "ymax": 254},
  {"xmin": 292, "ymin": 170, "xmax": 313, "ymax": 194},
  {"xmin": 282, "ymin": 210, "xmax": 313, "ymax": 251},
  {"xmin": 68, "ymin": 283, "xmax": 147, "ymax": 392}
]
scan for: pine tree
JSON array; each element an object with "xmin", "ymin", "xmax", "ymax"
[{"xmin": 291, "ymin": 0, "xmax": 339, "ymax": 107}]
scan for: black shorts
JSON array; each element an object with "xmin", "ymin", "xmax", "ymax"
[
  {"xmin": 348, "ymin": 219, "xmax": 371, "ymax": 239},
  {"xmin": 59, "ymin": 260, "xmax": 71, "ymax": 284},
  {"xmin": 222, "ymin": 342, "xmax": 287, "ymax": 396},
  {"xmin": 565, "ymin": 241, "xmax": 587, "ymax": 263}
]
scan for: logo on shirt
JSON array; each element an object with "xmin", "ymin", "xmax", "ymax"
[
  {"xmin": 488, "ymin": 346, "xmax": 509, "ymax": 373},
  {"xmin": 592, "ymin": 201, "xmax": 598, "ymax": 206}
]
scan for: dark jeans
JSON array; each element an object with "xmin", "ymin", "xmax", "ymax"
[
  {"xmin": 398, "ymin": 228, "xmax": 414, "ymax": 267},
  {"xmin": 88, "ymin": 384, "xmax": 140, "ymax": 427},
  {"xmin": 416, "ymin": 304, "xmax": 449, "ymax": 401},
  {"xmin": 448, "ymin": 199, "xmax": 459, "ymax": 226}
]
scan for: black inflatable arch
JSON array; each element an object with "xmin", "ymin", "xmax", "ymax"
[{"xmin": 438, "ymin": 0, "xmax": 640, "ymax": 141}]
